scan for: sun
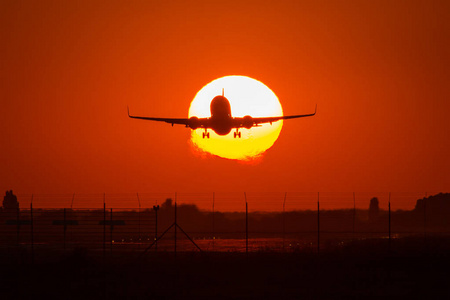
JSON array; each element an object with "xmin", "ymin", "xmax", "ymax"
[{"xmin": 188, "ymin": 75, "xmax": 283, "ymax": 160}]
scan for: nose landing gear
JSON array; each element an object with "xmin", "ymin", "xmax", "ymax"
[
  {"xmin": 202, "ymin": 130, "xmax": 210, "ymax": 139},
  {"xmin": 233, "ymin": 130, "xmax": 242, "ymax": 138}
]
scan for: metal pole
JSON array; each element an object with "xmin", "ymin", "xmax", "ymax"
[
  {"xmin": 153, "ymin": 204, "xmax": 159, "ymax": 251},
  {"xmin": 353, "ymin": 192, "xmax": 356, "ymax": 238},
  {"xmin": 317, "ymin": 192, "xmax": 320, "ymax": 255},
  {"xmin": 63, "ymin": 208, "xmax": 66, "ymax": 250},
  {"xmin": 110, "ymin": 208, "xmax": 113, "ymax": 252},
  {"xmin": 155, "ymin": 207, "xmax": 158, "ymax": 251},
  {"xmin": 30, "ymin": 197, "xmax": 34, "ymax": 264},
  {"xmin": 16, "ymin": 206, "xmax": 20, "ymax": 246},
  {"xmin": 103, "ymin": 200, "xmax": 106, "ymax": 256},
  {"xmin": 424, "ymin": 192, "xmax": 427, "ymax": 239},
  {"xmin": 212, "ymin": 192, "xmax": 215, "ymax": 251},
  {"xmin": 283, "ymin": 192, "xmax": 286, "ymax": 251},
  {"xmin": 174, "ymin": 199, "xmax": 177, "ymax": 255},
  {"xmin": 137, "ymin": 193, "xmax": 141, "ymax": 246},
  {"xmin": 176, "ymin": 224, "xmax": 203, "ymax": 252},
  {"xmin": 388, "ymin": 192, "xmax": 391, "ymax": 252},
  {"xmin": 245, "ymin": 192, "xmax": 248, "ymax": 255}
]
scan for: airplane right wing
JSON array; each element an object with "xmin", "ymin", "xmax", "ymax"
[
  {"xmin": 254, "ymin": 104, "xmax": 317, "ymax": 124},
  {"xmin": 234, "ymin": 104, "xmax": 317, "ymax": 127}
]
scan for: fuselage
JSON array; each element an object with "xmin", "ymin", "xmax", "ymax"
[{"xmin": 209, "ymin": 95, "xmax": 233, "ymax": 135}]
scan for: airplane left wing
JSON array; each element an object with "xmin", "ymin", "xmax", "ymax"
[
  {"xmin": 128, "ymin": 106, "xmax": 192, "ymax": 126},
  {"xmin": 127, "ymin": 107, "xmax": 209, "ymax": 128}
]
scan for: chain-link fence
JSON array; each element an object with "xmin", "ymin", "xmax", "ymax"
[{"xmin": 1, "ymin": 192, "xmax": 448, "ymax": 257}]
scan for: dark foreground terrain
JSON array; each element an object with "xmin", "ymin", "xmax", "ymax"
[{"xmin": 1, "ymin": 237, "xmax": 450, "ymax": 299}]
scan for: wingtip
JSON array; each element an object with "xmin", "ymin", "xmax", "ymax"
[
  {"xmin": 314, "ymin": 104, "xmax": 317, "ymax": 115},
  {"xmin": 127, "ymin": 105, "xmax": 130, "ymax": 117}
]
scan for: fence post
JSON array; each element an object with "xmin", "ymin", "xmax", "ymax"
[
  {"xmin": 212, "ymin": 192, "xmax": 215, "ymax": 251},
  {"xmin": 63, "ymin": 208, "xmax": 67, "ymax": 250},
  {"xmin": 388, "ymin": 192, "xmax": 391, "ymax": 252},
  {"xmin": 317, "ymin": 192, "xmax": 320, "ymax": 255},
  {"xmin": 174, "ymin": 198, "xmax": 177, "ymax": 255},
  {"xmin": 153, "ymin": 204, "xmax": 159, "ymax": 251},
  {"xmin": 103, "ymin": 195, "xmax": 106, "ymax": 258},
  {"xmin": 283, "ymin": 192, "xmax": 286, "ymax": 252},
  {"xmin": 245, "ymin": 192, "xmax": 248, "ymax": 255},
  {"xmin": 353, "ymin": 192, "xmax": 356, "ymax": 239},
  {"xmin": 110, "ymin": 208, "xmax": 113, "ymax": 252},
  {"xmin": 424, "ymin": 192, "xmax": 427, "ymax": 240},
  {"xmin": 16, "ymin": 206, "xmax": 20, "ymax": 245},
  {"xmin": 137, "ymin": 193, "xmax": 141, "ymax": 247},
  {"xmin": 30, "ymin": 196, "xmax": 34, "ymax": 264}
]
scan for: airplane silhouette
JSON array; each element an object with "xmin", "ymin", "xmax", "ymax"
[{"xmin": 128, "ymin": 91, "xmax": 316, "ymax": 138}]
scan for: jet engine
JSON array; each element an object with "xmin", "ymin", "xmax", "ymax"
[
  {"xmin": 242, "ymin": 115, "xmax": 253, "ymax": 129},
  {"xmin": 188, "ymin": 116, "xmax": 200, "ymax": 129}
]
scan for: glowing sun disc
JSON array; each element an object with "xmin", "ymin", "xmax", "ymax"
[{"xmin": 189, "ymin": 75, "xmax": 283, "ymax": 160}]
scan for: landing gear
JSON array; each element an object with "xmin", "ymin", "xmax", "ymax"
[
  {"xmin": 233, "ymin": 130, "xmax": 241, "ymax": 138},
  {"xmin": 202, "ymin": 130, "xmax": 210, "ymax": 139}
]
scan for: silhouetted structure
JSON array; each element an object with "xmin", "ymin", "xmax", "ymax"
[
  {"xmin": 369, "ymin": 197, "xmax": 379, "ymax": 222},
  {"xmin": 2, "ymin": 190, "xmax": 19, "ymax": 210},
  {"xmin": 414, "ymin": 193, "xmax": 450, "ymax": 228},
  {"xmin": 414, "ymin": 193, "xmax": 450, "ymax": 213},
  {"xmin": 161, "ymin": 198, "xmax": 172, "ymax": 209}
]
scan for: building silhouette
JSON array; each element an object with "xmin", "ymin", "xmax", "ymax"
[{"xmin": 2, "ymin": 190, "xmax": 19, "ymax": 211}]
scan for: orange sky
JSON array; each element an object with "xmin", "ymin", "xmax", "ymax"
[{"xmin": 1, "ymin": 0, "xmax": 449, "ymax": 210}]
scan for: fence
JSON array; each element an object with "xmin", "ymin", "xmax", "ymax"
[{"xmin": 1, "ymin": 192, "xmax": 448, "ymax": 258}]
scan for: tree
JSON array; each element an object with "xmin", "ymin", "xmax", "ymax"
[
  {"xmin": 2, "ymin": 190, "xmax": 19, "ymax": 210},
  {"xmin": 369, "ymin": 197, "xmax": 379, "ymax": 222}
]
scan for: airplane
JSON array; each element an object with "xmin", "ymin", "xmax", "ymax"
[{"xmin": 128, "ymin": 91, "xmax": 316, "ymax": 138}]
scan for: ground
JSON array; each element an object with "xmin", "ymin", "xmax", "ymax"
[{"xmin": 1, "ymin": 237, "xmax": 450, "ymax": 299}]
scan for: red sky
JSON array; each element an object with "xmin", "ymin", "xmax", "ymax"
[{"xmin": 1, "ymin": 0, "xmax": 449, "ymax": 210}]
